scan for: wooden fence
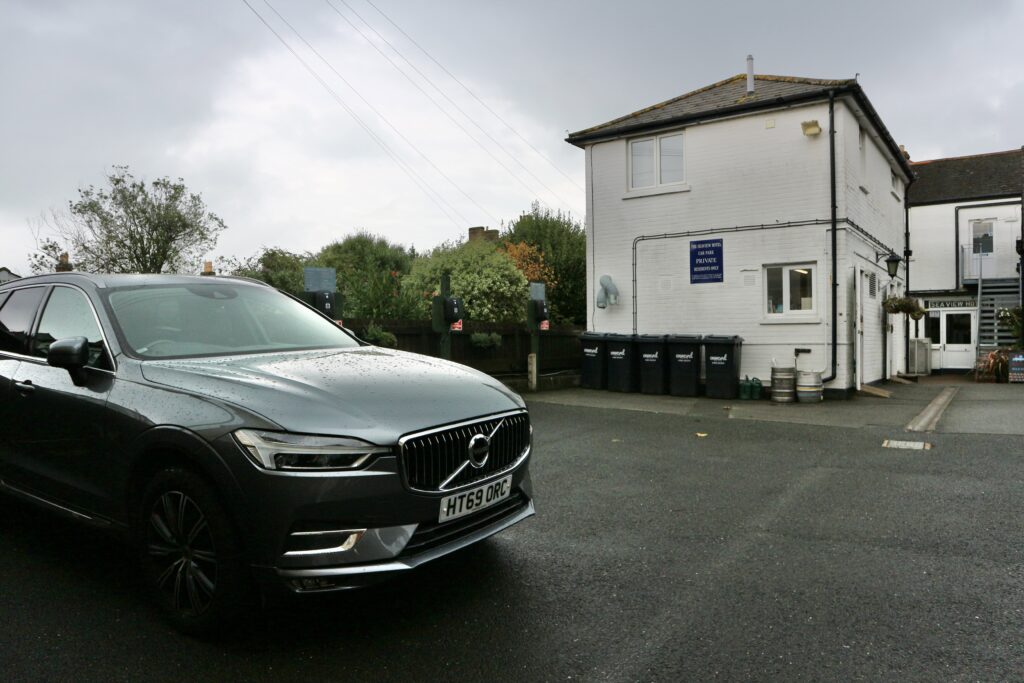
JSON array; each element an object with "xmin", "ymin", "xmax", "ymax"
[{"xmin": 342, "ymin": 318, "xmax": 583, "ymax": 375}]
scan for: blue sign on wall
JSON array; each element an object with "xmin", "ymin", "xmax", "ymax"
[{"xmin": 690, "ymin": 239, "xmax": 723, "ymax": 284}]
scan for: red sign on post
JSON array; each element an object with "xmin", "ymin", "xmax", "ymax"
[
  {"xmin": 450, "ymin": 320, "xmax": 463, "ymax": 332},
  {"xmin": 539, "ymin": 320, "xmax": 550, "ymax": 331}
]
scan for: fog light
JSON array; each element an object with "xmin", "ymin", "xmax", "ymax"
[{"xmin": 289, "ymin": 577, "xmax": 339, "ymax": 592}]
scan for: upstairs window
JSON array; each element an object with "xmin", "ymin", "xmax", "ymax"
[
  {"xmin": 972, "ymin": 221, "xmax": 993, "ymax": 254},
  {"xmin": 629, "ymin": 132, "xmax": 684, "ymax": 189}
]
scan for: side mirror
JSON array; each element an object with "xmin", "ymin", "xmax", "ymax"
[{"xmin": 47, "ymin": 336, "xmax": 90, "ymax": 385}]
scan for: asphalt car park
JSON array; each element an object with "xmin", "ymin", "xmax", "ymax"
[{"xmin": 3, "ymin": 395, "xmax": 1023, "ymax": 681}]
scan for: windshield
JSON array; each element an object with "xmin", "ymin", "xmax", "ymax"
[{"xmin": 105, "ymin": 283, "xmax": 359, "ymax": 359}]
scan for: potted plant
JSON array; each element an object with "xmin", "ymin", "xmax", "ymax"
[{"xmin": 883, "ymin": 296, "xmax": 926, "ymax": 320}]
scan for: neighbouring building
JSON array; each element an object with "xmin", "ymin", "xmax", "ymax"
[
  {"xmin": 0, "ymin": 267, "xmax": 21, "ymax": 284},
  {"xmin": 907, "ymin": 149, "xmax": 1023, "ymax": 371},
  {"xmin": 566, "ymin": 60, "xmax": 913, "ymax": 395}
]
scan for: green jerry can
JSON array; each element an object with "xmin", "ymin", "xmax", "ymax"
[
  {"xmin": 749, "ymin": 377, "xmax": 763, "ymax": 399},
  {"xmin": 739, "ymin": 376, "xmax": 751, "ymax": 400}
]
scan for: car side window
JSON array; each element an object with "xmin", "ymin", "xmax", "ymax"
[
  {"xmin": 32, "ymin": 287, "xmax": 110, "ymax": 369},
  {"xmin": 0, "ymin": 287, "xmax": 46, "ymax": 355}
]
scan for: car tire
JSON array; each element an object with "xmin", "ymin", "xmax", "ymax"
[{"xmin": 137, "ymin": 468, "xmax": 252, "ymax": 636}]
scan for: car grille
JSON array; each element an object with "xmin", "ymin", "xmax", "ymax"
[
  {"xmin": 401, "ymin": 491, "xmax": 529, "ymax": 556},
  {"xmin": 399, "ymin": 411, "xmax": 530, "ymax": 492}
]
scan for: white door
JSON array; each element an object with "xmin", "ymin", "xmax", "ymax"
[
  {"xmin": 927, "ymin": 310, "xmax": 976, "ymax": 369},
  {"xmin": 940, "ymin": 311, "xmax": 976, "ymax": 369}
]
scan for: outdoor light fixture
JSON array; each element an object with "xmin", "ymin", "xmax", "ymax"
[
  {"xmin": 596, "ymin": 275, "xmax": 619, "ymax": 309},
  {"xmin": 801, "ymin": 120, "xmax": 822, "ymax": 136},
  {"xmin": 875, "ymin": 250, "xmax": 902, "ymax": 279}
]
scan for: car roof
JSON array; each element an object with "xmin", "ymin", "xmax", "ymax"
[{"xmin": 0, "ymin": 272, "xmax": 271, "ymax": 291}]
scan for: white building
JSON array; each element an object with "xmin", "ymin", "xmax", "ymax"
[
  {"xmin": 907, "ymin": 149, "xmax": 1023, "ymax": 371},
  {"xmin": 567, "ymin": 65, "xmax": 914, "ymax": 395},
  {"xmin": 0, "ymin": 267, "xmax": 21, "ymax": 284}
]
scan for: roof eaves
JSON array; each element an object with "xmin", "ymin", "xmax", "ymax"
[
  {"xmin": 843, "ymin": 84, "xmax": 916, "ymax": 180},
  {"xmin": 566, "ymin": 74, "xmax": 747, "ymax": 140},
  {"xmin": 566, "ymin": 74, "xmax": 857, "ymax": 144},
  {"xmin": 566, "ymin": 85, "xmax": 857, "ymax": 148},
  {"xmin": 906, "ymin": 192, "xmax": 1021, "ymax": 208}
]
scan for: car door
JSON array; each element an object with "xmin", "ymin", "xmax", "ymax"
[
  {"xmin": 7, "ymin": 284, "xmax": 117, "ymax": 516},
  {"xmin": 0, "ymin": 286, "xmax": 47, "ymax": 484}
]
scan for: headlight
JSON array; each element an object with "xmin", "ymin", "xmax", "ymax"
[{"xmin": 234, "ymin": 429, "xmax": 389, "ymax": 471}]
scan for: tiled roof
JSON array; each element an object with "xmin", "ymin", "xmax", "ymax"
[
  {"xmin": 566, "ymin": 74, "xmax": 855, "ymax": 143},
  {"xmin": 907, "ymin": 149, "xmax": 1023, "ymax": 205}
]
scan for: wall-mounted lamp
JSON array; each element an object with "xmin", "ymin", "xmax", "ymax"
[
  {"xmin": 875, "ymin": 250, "xmax": 902, "ymax": 279},
  {"xmin": 801, "ymin": 120, "xmax": 822, "ymax": 136}
]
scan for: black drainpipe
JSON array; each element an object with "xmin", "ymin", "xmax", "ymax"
[
  {"xmin": 822, "ymin": 90, "xmax": 839, "ymax": 384},
  {"xmin": 904, "ymin": 195, "xmax": 911, "ymax": 374}
]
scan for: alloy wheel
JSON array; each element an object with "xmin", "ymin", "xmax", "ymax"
[{"xmin": 145, "ymin": 490, "xmax": 218, "ymax": 617}]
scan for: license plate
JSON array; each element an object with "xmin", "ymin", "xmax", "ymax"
[{"xmin": 438, "ymin": 475, "xmax": 512, "ymax": 523}]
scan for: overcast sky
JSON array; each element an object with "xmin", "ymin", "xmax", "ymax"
[{"xmin": 2, "ymin": 0, "xmax": 1022, "ymax": 277}]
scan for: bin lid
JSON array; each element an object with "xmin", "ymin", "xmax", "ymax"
[
  {"xmin": 580, "ymin": 331, "xmax": 608, "ymax": 342},
  {"xmin": 635, "ymin": 334, "xmax": 667, "ymax": 343},
  {"xmin": 666, "ymin": 334, "xmax": 702, "ymax": 343},
  {"xmin": 603, "ymin": 333, "xmax": 636, "ymax": 342},
  {"xmin": 703, "ymin": 335, "xmax": 744, "ymax": 344}
]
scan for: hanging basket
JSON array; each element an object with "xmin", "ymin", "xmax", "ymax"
[{"xmin": 883, "ymin": 296, "xmax": 926, "ymax": 318}]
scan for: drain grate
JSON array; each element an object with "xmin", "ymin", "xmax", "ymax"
[{"xmin": 882, "ymin": 439, "xmax": 932, "ymax": 450}]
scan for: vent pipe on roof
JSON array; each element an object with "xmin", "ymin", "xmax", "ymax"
[{"xmin": 746, "ymin": 55, "xmax": 755, "ymax": 94}]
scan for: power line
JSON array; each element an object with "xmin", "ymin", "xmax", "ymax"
[
  {"xmin": 326, "ymin": 0, "xmax": 576, "ymax": 214},
  {"xmin": 240, "ymin": 0, "xmax": 467, "ymax": 228},
  {"xmin": 260, "ymin": 0, "xmax": 500, "ymax": 225},
  {"xmin": 362, "ymin": 0, "xmax": 584, "ymax": 193}
]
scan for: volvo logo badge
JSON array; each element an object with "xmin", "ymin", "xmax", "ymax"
[{"xmin": 467, "ymin": 433, "xmax": 490, "ymax": 469}]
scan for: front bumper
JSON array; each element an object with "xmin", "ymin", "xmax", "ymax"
[
  {"xmin": 274, "ymin": 493, "xmax": 535, "ymax": 592},
  {"xmin": 213, "ymin": 433, "xmax": 534, "ymax": 591}
]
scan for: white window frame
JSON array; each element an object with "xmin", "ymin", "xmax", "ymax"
[
  {"xmin": 971, "ymin": 219, "xmax": 994, "ymax": 254},
  {"xmin": 627, "ymin": 131, "xmax": 687, "ymax": 192},
  {"xmin": 762, "ymin": 262, "xmax": 818, "ymax": 320}
]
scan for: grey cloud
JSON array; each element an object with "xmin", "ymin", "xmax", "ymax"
[{"xmin": 2, "ymin": 0, "xmax": 1022, "ymax": 276}]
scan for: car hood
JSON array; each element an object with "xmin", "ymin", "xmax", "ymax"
[{"xmin": 139, "ymin": 347, "xmax": 525, "ymax": 444}]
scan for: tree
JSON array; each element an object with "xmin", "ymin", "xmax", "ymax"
[
  {"xmin": 27, "ymin": 234, "xmax": 67, "ymax": 274},
  {"xmin": 220, "ymin": 248, "xmax": 313, "ymax": 295},
  {"xmin": 317, "ymin": 232, "xmax": 420, "ymax": 319},
  {"xmin": 502, "ymin": 202, "xmax": 585, "ymax": 324},
  {"xmin": 28, "ymin": 166, "xmax": 226, "ymax": 274},
  {"xmin": 404, "ymin": 240, "xmax": 528, "ymax": 323},
  {"xmin": 503, "ymin": 241, "xmax": 557, "ymax": 290}
]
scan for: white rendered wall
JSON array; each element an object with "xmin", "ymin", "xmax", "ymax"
[
  {"xmin": 584, "ymin": 99, "xmax": 907, "ymax": 389},
  {"xmin": 909, "ymin": 200, "xmax": 1022, "ymax": 292}
]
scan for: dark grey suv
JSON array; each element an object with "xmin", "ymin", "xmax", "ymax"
[{"xmin": 0, "ymin": 273, "xmax": 534, "ymax": 633}]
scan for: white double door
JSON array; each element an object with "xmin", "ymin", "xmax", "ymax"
[{"xmin": 929, "ymin": 310, "xmax": 976, "ymax": 370}]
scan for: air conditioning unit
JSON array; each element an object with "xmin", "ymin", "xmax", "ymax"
[{"xmin": 907, "ymin": 338, "xmax": 932, "ymax": 375}]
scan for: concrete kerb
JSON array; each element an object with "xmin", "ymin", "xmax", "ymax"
[{"xmin": 526, "ymin": 382, "xmax": 946, "ymax": 430}]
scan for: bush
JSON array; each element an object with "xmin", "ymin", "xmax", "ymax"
[
  {"xmin": 997, "ymin": 306, "xmax": 1023, "ymax": 348},
  {"xmin": 404, "ymin": 240, "xmax": 528, "ymax": 323},
  {"xmin": 502, "ymin": 203, "xmax": 586, "ymax": 324},
  {"xmin": 318, "ymin": 233, "xmax": 421, "ymax": 320},
  {"xmin": 470, "ymin": 332, "xmax": 503, "ymax": 349},
  {"xmin": 362, "ymin": 323, "xmax": 397, "ymax": 348}
]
